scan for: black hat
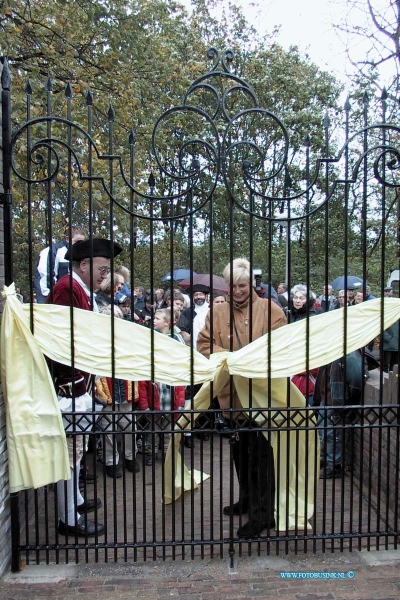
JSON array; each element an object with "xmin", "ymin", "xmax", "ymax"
[
  {"xmin": 65, "ymin": 238, "xmax": 123, "ymax": 261},
  {"xmin": 191, "ymin": 284, "xmax": 210, "ymax": 293},
  {"xmin": 384, "ymin": 286, "xmax": 393, "ymax": 292}
]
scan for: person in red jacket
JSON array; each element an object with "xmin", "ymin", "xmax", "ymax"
[
  {"xmin": 137, "ymin": 308, "xmax": 186, "ymax": 463},
  {"xmin": 48, "ymin": 237, "xmax": 122, "ymax": 538}
]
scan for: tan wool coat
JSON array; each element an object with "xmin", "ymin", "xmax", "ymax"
[{"xmin": 197, "ymin": 290, "xmax": 287, "ymax": 415}]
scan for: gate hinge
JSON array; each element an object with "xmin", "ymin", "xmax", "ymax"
[{"xmin": 0, "ymin": 192, "xmax": 12, "ymax": 205}]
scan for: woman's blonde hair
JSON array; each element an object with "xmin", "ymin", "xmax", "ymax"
[
  {"xmin": 99, "ymin": 272, "xmax": 124, "ymax": 295},
  {"xmin": 223, "ymin": 258, "xmax": 251, "ymax": 285},
  {"xmin": 115, "ymin": 265, "xmax": 130, "ymax": 282}
]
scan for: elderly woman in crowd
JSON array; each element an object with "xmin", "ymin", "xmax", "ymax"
[{"xmin": 284, "ymin": 284, "xmax": 321, "ymax": 405}]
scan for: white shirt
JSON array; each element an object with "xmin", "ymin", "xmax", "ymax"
[
  {"xmin": 72, "ymin": 271, "xmax": 100, "ymax": 312},
  {"xmin": 191, "ymin": 302, "xmax": 209, "ymax": 348}
]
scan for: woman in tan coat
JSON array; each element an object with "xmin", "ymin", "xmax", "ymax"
[{"xmin": 197, "ymin": 258, "xmax": 287, "ymax": 539}]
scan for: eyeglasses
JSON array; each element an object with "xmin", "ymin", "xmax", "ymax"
[{"xmin": 96, "ymin": 266, "xmax": 111, "ymax": 276}]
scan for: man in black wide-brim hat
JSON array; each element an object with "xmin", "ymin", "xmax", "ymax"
[{"xmin": 47, "ymin": 238, "xmax": 122, "ymax": 538}]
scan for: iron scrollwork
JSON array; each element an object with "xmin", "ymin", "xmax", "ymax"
[{"xmin": 9, "ymin": 48, "xmax": 400, "ymax": 223}]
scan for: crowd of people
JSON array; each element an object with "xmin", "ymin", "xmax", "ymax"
[{"xmin": 24, "ymin": 229, "xmax": 399, "ymax": 539}]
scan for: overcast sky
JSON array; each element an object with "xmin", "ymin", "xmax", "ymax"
[
  {"xmin": 250, "ymin": 0, "xmax": 348, "ymax": 75},
  {"xmin": 257, "ymin": 0, "xmax": 396, "ymax": 87},
  {"xmin": 186, "ymin": 0, "xmax": 394, "ymax": 88}
]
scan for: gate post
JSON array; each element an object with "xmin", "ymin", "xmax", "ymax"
[
  {"xmin": 1, "ymin": 58, "xmax": 19, "ymax": 574},
  {"xmin": 0, "ymin": 58, "xmax": 12, "ymax": 578},
  {"xmin": 1, "ymin": 58, "xmax": 13, "ymax": 284}
]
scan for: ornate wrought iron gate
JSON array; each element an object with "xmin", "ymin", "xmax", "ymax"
[{"xmin": 1, "ymin": 49, "xmax": 399, "ymax": 570}]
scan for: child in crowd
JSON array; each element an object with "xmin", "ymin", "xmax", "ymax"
[
  {"xmin": 115, "ymin": 294, "xmax": 131, "ymax": 319},
  {"xmin": 171, "ymin": 306, "xmax": 186, "ymax": 344},
  {"xmin": 95, "ymin": 304, "xmax": 139, "ymax": 477},
  {"xmin": 137, "ymin": 308, "xmax": 186, "ymax": 464}
]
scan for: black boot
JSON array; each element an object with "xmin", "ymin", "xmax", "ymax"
[
  {"xmin": 237, "ymin": 519, "xmax": 275, "ymax": 538},
  {"xmin": 223, "ymin": 501, "xmax": 248, "ymax": 516},
  {"xmin": 182, "ymin": 436, "xmax": 194, "ymax": 448}
]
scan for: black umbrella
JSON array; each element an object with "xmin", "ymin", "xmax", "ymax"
[
  {"xmin": 179, "ymin": 274, "xmax": 228, "ymax": 292},
  {"xmin": 331, "ymin": 275, "xmax": 363, "ymax": 290}
]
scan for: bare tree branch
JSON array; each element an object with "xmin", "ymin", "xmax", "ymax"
[{"xmin": 335, "ymin": 0, "xmax": 400, "ymax": 95}]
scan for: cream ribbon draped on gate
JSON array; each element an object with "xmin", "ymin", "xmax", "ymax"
[{"xmin": 1, "ymin": 283, "xmax": 400, "ymax": 529}]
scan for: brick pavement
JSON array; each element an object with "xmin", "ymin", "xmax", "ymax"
[
  {"xmin": 4, "ymin": 418, "xmax": 400, "ymax": 598},
  {"xmin": 1, "ymin": 547, "xmax": 400, "ymax": 599}
]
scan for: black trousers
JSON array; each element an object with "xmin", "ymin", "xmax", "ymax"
[
  {"xmin": 383, "ymin": 350, "xmax": 398, "ymax": 373},
  {"xmin": 231, "ymin": 421, "xmax": 275, "ymax": 523}
]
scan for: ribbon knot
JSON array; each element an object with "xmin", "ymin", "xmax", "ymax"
[{"xmin": 2, "ymin": 282, "xmax": 16, "ymax": 299}]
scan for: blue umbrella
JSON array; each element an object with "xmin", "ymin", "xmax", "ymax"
[
  {"xmin": 161, "ymin": 269, "xmax": 197, "ymax": 282},
  {"xmin": 330, "ymin": 275, "xmax": 364, "ymax": 290}
]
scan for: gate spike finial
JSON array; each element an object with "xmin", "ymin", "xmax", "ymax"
[
  {"xmin": 1, "ymin": 57, "xmax": 11, "ymax": 91},
  {"xmin": 284, "ymin": 167, "xmax": 292, "ymax": 190},
  {"xmin": 46, "ymin": 75, "xmax": 52, "ymax": 91},
  {"xmin": 129, "ymin": 130, "xmax": 136, "ymax": 145},
  {"xmin": 381, "ymin": 87, "xmax": 388, "ymax": 101},
  {"xmin": 85, "ymin": 89, "xmax": 93, "ymax": 106},
  {"xmin": 344, "ymin": 96, "xmax": 351, "ymax": 112},
  {"xmin": 323, "ymin": 111, "xmax": 331, "ymax": 129},
  {"xmin": 362, "ymin": 91, "xmax": 369, "ymax": 105},
  {"xmin": 65, "ymin": 82, "xmax": 73, "ymax": 98},
  {"xmin": 108, "ymin": 104, "xmax": 115, "ymax": 121},
  {"xmin": 25, "ymin": 79, "xmax": 32, "ymax": 95},
  {"xmin": 148, "ymin": 172, "xmax": 156, "ymax": 188},
  {"xmin": 304, "ymin": 133, "xmax": 311, "ymax": 147}
]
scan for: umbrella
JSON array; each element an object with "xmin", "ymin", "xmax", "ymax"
[
  {"xmin": 178, "ymin": 274, "xmax": 229, "ymax": 292},
  {"xmin": 330, "ymin": 275, "xmax": 364, "ymax": 290},
  {"xmin": 161, "ymin": 269, "xmax": 197, "ymax": 282}
]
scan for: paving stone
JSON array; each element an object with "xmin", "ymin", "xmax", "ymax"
[{"xmin": 3, "ymin": 436, "xmax": 400, "ymax": 600}]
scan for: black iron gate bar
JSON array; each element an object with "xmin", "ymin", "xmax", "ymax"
[
  {"xmin": 10, "ymin": 408, "xmax": 400, "ymax": 555},
  {"xmin": 1, "ymin": 47, "xmax": 400, "ymax": 569}
]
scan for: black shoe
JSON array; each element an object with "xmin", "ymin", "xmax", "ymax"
[
  {"xmin": 237, "ymin": 519, "xmax": 275, "ymax": 538},
  {"xmin": 125, "ymin": 459, "xmax": 140, "ymax": 473},
  {"xmin": 105, "ymin": 464, "xmax": 123, "ymax": 478},
  {"xmin": 145, "ymin": 454, "xmax": 157, "ymax": 466},
  {"xmin": 182, "ymin": 436, "xmax": 194, "ymax": 449},
  {"xmin": 223, "ymin": 501, "xmax": 248, "ymax": 516},
  {"xmin": 320, "ymin": 465, "xmax": 342, "ymax": 479},
  {"xmin": 77, "ymin": 498, "xmax": 102, "ymax": 513},
  {"xmin": 58, "ymin": 516, "xmax": 105, "ymax": 537},
  {"xmin": 79, "ymin": 469, "xmax": 97, "ymax": 484}
]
